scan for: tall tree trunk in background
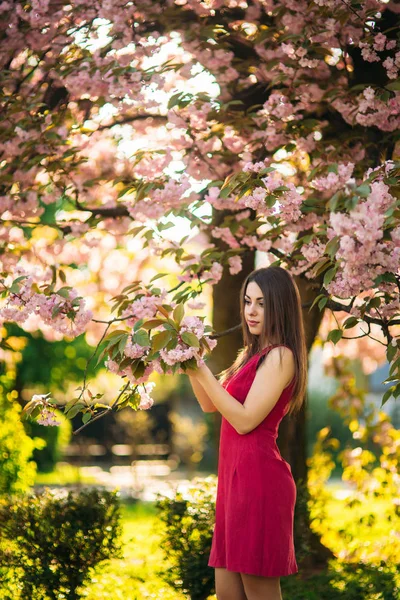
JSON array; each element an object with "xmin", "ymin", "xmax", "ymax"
[
  {"xmin": 277, "ymin": 275, "xmax": 325, "ymax": 482},
  {"xmin": 210, "ymin": 250, "xmax": 256, "ymax": 456}
]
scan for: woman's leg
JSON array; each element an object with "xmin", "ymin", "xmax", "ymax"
[
  {"xmin": 215, "ymin": 567, "xmax": 248, "ymax": 600},
  {"xmin": 240, "ymin": 572, "xmax": 282, "ymax": 600}
]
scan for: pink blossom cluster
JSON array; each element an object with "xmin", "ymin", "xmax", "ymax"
[
  {"xmin": 276, "ymin": 183, "xmax": 303, "ymax": 223},
  {"xmin": 124, "ymin": 337, "xmax": 149, "ymax": 359},
  {"xmin": 228, "ymin": 255, "xmax": 243, "ymax": 275},
  {"xmin": 211, "ymin": 226, "xmax": 240, "ymax": 249},
  {"xmin": 204, "ymin": 187, "xmax": 247, "ymax": 211},
  {"xmin": 126, "ymin": 178, "xmax": 193, "ymax": 223},
  {"xmin": 358, "ymin": 37, "xmax": 398, "ymax": 78},
  {"xmin": 181, "ymin": 40, "xmax": 239, "ymax": 84},
  {"xmin": 326, "ymin": 182, "xmax": 400, "ymax": 297},
  {"xmin": 160, "ymin": 344, "xmax": 198, "ymax": 366},
  {"xmin": 333, "ymin": 91, "xmax": 400, "ymax": 132},
  {"xmin": 291, "ymin": 238, "xmax": 327, "ymax": 278},
  {"xmin": 36, "ymin": 292, "xmax": 93, "ymax": 337},
  {"xmin": 241, "ymin": 235, "xmax": 272, "ymax": 253},
  {"xmin": 120, "ymin": 289, "xmax": 168, "ymax": 326},
  {"xmin": 302, "ymin": 239, "xmax": 326, "ymax": 265},
  {"xmin": 242, "ymin": 175, "xmax": 303, "ymax": 223},
  {"xmin": 27, "ymin": 394, "xmax": 61, "ymax": 427},
  {"xmin": 105, "ymin": 357, "xmax": 162, "ymax": 386},
  {"xmin": 261, "ymin": 93, "xmax": 300, "ymax": 122},
  {"xmin": 37, "ymin": 408, "xmax": 61, "ymax": 427},
  {"xmin": 137, "ymin": 382, "xmax": 155, "ymax": 410},
  {"xmin": 185, "ymin": 102, "xmax": 213, "ymax": 131},
  {"xmin": 0, "ymin": 190, "xmax": 44, "ymax": 220},
  {"xmin": 186, "ymin": 299, "xmax": 206, "ymax": 310},
  {"xmin": 311, "ymin": 163, "xmax": 355, "ymax": 192},
  {"xmin": 243, "ymin": 187, "xmax": 268, "ymax": 212},
  {"xmin": 0, "ymin": 278, "xmax": 93, "ymax": 337},
  {"xmin": 223, "ymin": 126, "xmax": 248, "ymax": 154},
  {"xmin": 242, "ymin": 161, "xmax": 269, "ymax": 173},
  {"xmin": 178, "ymin": 260, "xmax": 223, "ymax": 286},
  {"xmin": 202, "ymin": 262, "xmax": 224, "ymax": 285},
  {"xmin": 180, "ymin": 315, "xmax": 205, "ymax": 339}
]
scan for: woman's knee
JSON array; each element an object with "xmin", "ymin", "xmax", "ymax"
[
  {"xmin": 240, "ymin": 572, "xmax": 282, "ymax": 600},
  {"xmin": 215, "ymin": 567, "xmax": 247, "ymax": 600}
]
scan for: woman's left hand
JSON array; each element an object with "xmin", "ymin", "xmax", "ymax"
[{"xmin": 185, "ymin": 349, "xmax": 207, "ymax": 377}]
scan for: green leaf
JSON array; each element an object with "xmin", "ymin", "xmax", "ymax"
[
  {"xmin": 381, "ymin": 387, "xmax": 394, "ymax": 406},
  {"xmin": 52, "ymin": 305, "xmax": 63, "ymax": 318},
  {"xmin": 181, "ymin": 332, "xmax": 200, "ymax": 348},
  {"xmin": 386, "ymin": 80, "xmax": 400, "ymax": 91},
  {"xmin": 150, "ymin": 273, "xmax": 167, "ymax": 282},
  {"xmin": 386, "ymin": 343, "xmax": 397, "ymax": 363},
  {"xmin": 65, "ymin": 403, "xmax": 85, "ymax": 419},
  {"xmin": 133, "ymin": 329, "xmax": 150, "ymax": 347},
  {"xmin": 329, "ymin": 191, "xmax": 341, "ymax": 212},
  {"xmin": 133, "ymin": 318, "xmax": 145, "ymax": 332},
  {"xmin": 343, "ymin": 317, "xmax": 358, "ymax": 329},
  {"xmin": 158, "ymin": 222, "xmax": 175, "ymax": 231},
  {"xmin": 152, "ymin": 330, "xmax": 173, "ymax": 352},
  {"xmin": 389, "ymin": 356, "xmax": 400, "ymax": 375},
  {"xmin": 314, "ymin": 257, "xmax": 331, "ymax": 277},
  {"xmin": 318, "ymin": 296, "xmax": 328, "ymax": 310},
  {"xmin": 131, "ymin": 360, "xmax": 146, "ymax": 379},
  {"xmin": 182, "ymin": 357, "xmax": 197, "ymax": 371},
  {"xmin": 64, "ymin": 397, "xmax": 79, "ymax": 412},
  {"xmin": 104, "ymin": 330, "xmax": 129, "ymax": 343},
  {"xmin": 355, "ymin": 183, "xmax": 371, "ymax": 197},
  {"xmin": 95, "ymin": 347, "xmax": 108, "ymax": 367},
  {"xmin": 173, "ymin": 303, "xmax": 185, "ymax": 325},
  {"xmin": 327, "ymin": 329, "xmax": 343, "ymax": 344},
  {"xmin": 323, "ymin": 266, "xmax": 337, "ymax": 286},
  {"xmin": 118, "ymin": 334, "xmax": 129, "ymax": 354},
  {"xmin": 325, "ymin": 236, "xmax": 340, "ymax": 258},
  {"xmin": 368, "ymin": 297, "xmax": 381, "ymax": 309},
  {"xmin": 56, "ymin": 286, "xmax": 73, "ymax": 298},
  {"xmin": 141, "ymin": 319, "xmax": 165, "ymax": 330},
  {"xmin": 308, "ymin": 293, "xmax": 323, "ymax": 311},
  {"xmin": 82, "ymin": 412, "xmax": 92, "ymax": 424},
  {"xmin": 200, "ymin": 337, "xmax": 211, "ymax": 353}
]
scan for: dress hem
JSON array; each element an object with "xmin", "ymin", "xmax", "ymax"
[{"xmin": 207, "ymin": 561, "xmax": 298, "ymax": 578}]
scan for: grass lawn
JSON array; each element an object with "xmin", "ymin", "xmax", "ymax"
[
  {"xmin": 81, "ymin": 501, "xmax": 193, "ymax": 600},
  {"xmin": 34, "ymin": 463, "xmax": 98, "ymax": 486}
]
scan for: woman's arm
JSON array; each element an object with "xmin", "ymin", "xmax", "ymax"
[
  {"xmin": 192, "ymin": 347, "xmax": 294, "ymax": 434},
  {"xmin": 188, "ymin": 374, "xmax": 218, "ymax": 413}
]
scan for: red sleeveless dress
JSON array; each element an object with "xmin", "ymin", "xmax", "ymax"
[{"xmin": 208, "ymin": 344, "xmax": 298, "ymax": 577}]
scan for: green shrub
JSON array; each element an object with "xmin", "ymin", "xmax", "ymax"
[
  {"xmin": 0, "ymin": 488, "xmax": 122, "ymax": 600},
  {"xmin": 281, "ymin": 559, "xmax": 400, "ymax": 600},
  {"xmin": 155, "ymin": 476, "xmax": 217, "ymax": 600},
  {"xmin": 0, "ymin": 390, "xmax": 40, "ymax": 496}
]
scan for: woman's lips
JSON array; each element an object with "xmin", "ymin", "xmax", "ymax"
[{"xmin": 248, "ymin": 321, "xmax": 259, "ymax": 325}]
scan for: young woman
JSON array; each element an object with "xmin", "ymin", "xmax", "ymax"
[{"xmin": 187, "ymin": 266, "xmax": 308, "ymax": 600}]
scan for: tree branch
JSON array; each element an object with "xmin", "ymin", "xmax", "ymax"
[
  {"xmin": 96, "ymin": 113, "xmax": 167, "ymax": 131},
  {"xmin": 326, "ymin": 298, "xmax": 400, "ymax": 328}
]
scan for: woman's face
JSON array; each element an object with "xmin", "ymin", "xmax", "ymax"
[{"xmin": 244, "ymin": 281, "xmax": 264, "ymax": 336}]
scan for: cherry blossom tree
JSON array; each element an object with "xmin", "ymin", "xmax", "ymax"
[{"xmin": 1, "ymin": 1, "xmax": 399, "ymax": 498}]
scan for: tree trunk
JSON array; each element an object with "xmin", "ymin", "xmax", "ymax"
[{"xmin": 276, "ymin": 275, "xmax": 333, "ymax": 568}]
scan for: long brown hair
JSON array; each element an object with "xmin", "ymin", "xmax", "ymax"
[{"xmin": 218, "ymin": 266, "xmax": 308, "ymax": 415}]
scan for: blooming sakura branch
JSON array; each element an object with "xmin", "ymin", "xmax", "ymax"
[
  {"xmin": 21, "ymin": 283, "xmax": 217, "ymax": 431},
  {"xmin": 1, "ymin": 0, "xmax": 400, "ymax": 417}
]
